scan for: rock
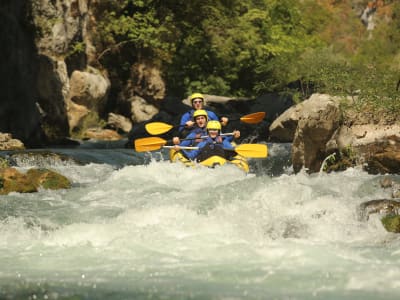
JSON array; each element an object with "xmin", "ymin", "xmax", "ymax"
[
  {"xmin": 269, "ymin": 104, "xmax": 302, "ymax": 142},
  {"xmin": 27, "ymin": 168, "xmax": 71, "ymax": 190},
  {"xmin": 0, "ymin": 133, "xmax": 25, "ymax": 150},
  {"xmin": 0, "ymin": 168, "xmax": 37, "ymax": 194},
  {"xmin": 83, "ymin": 128, "xmax": 122, "ymax": 141},
  {"xmin": 68, "ymin": 68, "xmax": 110, "ymax": 110},
  {"xmin": 290, "ymin": 94, "xmax": 341, "ymax": 173},
  {"xmin": 67, "ymin": 100, "xmax": 90, "ymax": 130},
  {"xmin": 380, "ymin": 176, "xmax": 394, "ymax": 188},
  {"xmin": 357, "ymin": 199, "xmax": 400, "ymax": 221},
  {"xmin": 381, "ymin": 215, "xmax": 400, "ymax": 233},
  {"xmin": 269, "ymin": 93, "xmax": 342, "ymax": 172},
  {"xmin": 129, "ymin": 96, "xmax": 159, "ymax": 123},
  {"xmin": 37, "ymin": 55, "xmax": 70, "ymax": 140},
  {"xmin": 33, "ymin": 0, "xmax": 89, "ymax": 56},
  {"xmin": 107, "ymin": 113, "xmax": 132, "ymax": 133},
  {"xmin": 0, "ymin": 167, "xmax": 71, "ymax": 194},
  {"xmin": 359, "ymin": 135, "xmax": 400, "ymax": 174},
  {"xmin": 269, "ymin": 93, "xmax": 400, "ymax": 175}
]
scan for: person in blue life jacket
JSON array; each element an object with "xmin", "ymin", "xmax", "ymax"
[
  {"xmin": 173, "ymin": 109, "xmax": 208, "ymax": 147},
  {"xmin": 174, "ymin": 120, "xmax": 240, "ymax": 162},
  {"xmin": 179, "ymin": 93, "xmax": 228, "ymax": 137}
]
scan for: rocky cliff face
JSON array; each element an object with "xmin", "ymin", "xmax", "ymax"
[
  {"xmin": 0, "ymin": 1, "xmax": 44, "ymax": 146},
  {"xmin": 0, "ymin": 0, "xmax": 166, "ymax": 146}
]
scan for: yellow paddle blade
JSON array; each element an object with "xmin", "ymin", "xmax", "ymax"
[
  {"xmin": 145, "ymin": 122, "xmax": 174, "ymax": 135},
  {"xmin": 234, "ymin": 144, "xmax": 268, "ymax": 158},
  {"xmin": 134, "ymin": 137, "xmax": 167, "ymax": 152},
  {"xmin": 240, "ymin": 112, "xmax": 266, "ymax": 124}
]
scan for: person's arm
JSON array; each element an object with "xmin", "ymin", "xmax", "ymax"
[
  {"xmin": 183, "ymin": 148, "xmax": 199, "ymax": 160},
  {"xmin": 180, "ymin": 132, "xmax": 195, "ymax": 147},
  {"xmin": 206, "ymin": 110, "xmax": 218, "ymax": 121},
  {"xmin": 224, "ymin": 135, "xmax": 233, "ymax": 143},
  {"xmin": 222, "ymin": 139, "xmax": 235, "ymax": 150},
  {"xmin": 223, "ymin": 130, "xmax": 240, "ymax": 143},
  {"xmin": 179, "ymin": 111, "xmax": 194, "ymax": 132},
  {"xmin": 182, "ymin": 140, "xmax": 206, "ymax": 159}
]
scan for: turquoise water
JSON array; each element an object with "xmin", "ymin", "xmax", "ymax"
[{"xmin": 0, "ymin": 145, "xmax": 399, "ymax": 299}]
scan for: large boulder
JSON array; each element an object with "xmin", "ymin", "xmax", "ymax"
[
  {"xmin": 359, "ymin": 135, "xmax": 400, "ymax": 174},
  {"xmin": 107, "ymin": 113, "xmax": 132, "ymax": 133},
  {"xmin": 0, "ymin": 133, "xmax": 25, "ymax": 150},
  {"xmin": 68, "ymin": 69, "xmax": 110, "ymax": 111},
  {"xmin": 129, "ymin": 96, "xmax": 159, "ymax": 123},
  {"xmin": 67, "ymin": 68, "xmax": 110, "ymax": 134},
  {"xmin": 0, "ymin": 167, "xmax": 71, "ymax": 195},
  {"xmin": 269, "ymin": 94, "xmax": 340, "ymax": 173},
  {"xmin": 358, "ymin": 198, "xmax": 400, "ymax": 233},
  {"xmin": 292, "ymin": 94, "xmax": 340, "ymax": 173},
  {"xmin": 269, "ymin": 103, "xmax": 302, "ymax": 142},
  {"xmin": 328, "ymin": 107, "xmax": 400, "ymax": 174},
  {"xmin": 270, "ymin": 93, "xmax": 400, "ymax": 174}
]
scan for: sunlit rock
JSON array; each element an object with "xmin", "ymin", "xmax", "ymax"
[
  {"xmin": 129, "ymin": 96, "xmax": 159, "ymax": 123},
  {"xmin": 291, "ymin": 94, "xmax": 341, "ymax": 173},
  {"xmin": 0, "ymin": 133, "xmax": 25, "ymax": 150},
  {"xmin": 83, "ymin": 128, "xmax": 122, "ymax": 141},
  {"xmin": 0, "ymin": 166, "xmax": 71, "ymax": 195},
  {"xmin": 69, "ymin": 69, "xmax": 110, "ymax": 110},
  {"xmin": 107, "ymin": 113, "xmax": 132, "ymax": 133},
  {"xmin": 27, "ymin": 168, "xmax": 71, "ymax": 190}
]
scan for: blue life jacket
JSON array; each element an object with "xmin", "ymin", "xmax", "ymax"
[{"xmin": 196, "ymin": 136, "xmax": 225, "ymax": 162}]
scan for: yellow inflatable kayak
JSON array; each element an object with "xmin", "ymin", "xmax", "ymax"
[{"xmin": 169, "ymin": 149, "xmax": 249, "ymax": 173}]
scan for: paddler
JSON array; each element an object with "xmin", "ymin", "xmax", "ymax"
[
  {"xmin": 173, "ymin": 109, "xmax": 208, "ymax": 147},
  {"xmin": 174, "ymin": 120, "xmax": 240, "ymax": 162},
  {"xmin": 179, "ymin": 93, "xmax": 228, "ymax": 137}
]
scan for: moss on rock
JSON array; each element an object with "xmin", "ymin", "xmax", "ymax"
[
  {"xmin": 381, "ymin": 215, "xmax": 400, "ymax": 233},
  {"xmin": 0, "ymin": 167, "xmax": 71, "ymax": 195},
  {"xmin": 27, "ymin": 168, "xmax": 71, "ymax": 190}
]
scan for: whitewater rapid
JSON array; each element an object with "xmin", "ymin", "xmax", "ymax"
[{"xmin": 0, "ymin": 147, "xmax": 399, "ymax": 299}]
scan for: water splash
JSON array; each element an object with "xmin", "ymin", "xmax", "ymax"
[{"xmin": 0, "ymin": 149, "xmax": 399, "ymax": 300}]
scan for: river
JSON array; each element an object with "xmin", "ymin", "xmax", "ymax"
[{"xmin": 0, "ymin": 141, "xmax": 399, "ymax": 299}]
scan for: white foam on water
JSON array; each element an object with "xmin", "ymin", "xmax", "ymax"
[{"xmin": 1, "ymin": 161, "xmax": 399, "ymax": 299}]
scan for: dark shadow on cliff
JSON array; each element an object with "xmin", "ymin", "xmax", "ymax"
[{"xmin": 0, "ymin": 1, "xmax": 46, "ymax": 147}]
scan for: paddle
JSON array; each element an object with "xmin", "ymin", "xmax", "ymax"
[
  {"xmin": 145, "ymin": 112, "xmax": 266, "ymax": 135},
  {"xmin": 134, "ymin": 133, "xmax": 235, "ymax": 152},
  {"xmin": 134, "ymin": 137, "xmax": 268, "ymax": 158}
]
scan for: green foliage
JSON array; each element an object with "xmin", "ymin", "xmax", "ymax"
[
  {"xmin": 96, "ymin": 0, "xmax": 177, "ymax": 64},
  {"xmin": 165, "ymin": 0, "xmax": 323, "ymax": 97},
  {"xmin": 322, "ymin": 146, "xmax": 358, "ymax": 173},
  {"xmin": 93, "ymin": 0, "xmax": 400, "ymax": 115},
  {"xmin": 68, "ymin": 42, "xmax": 86, "ymax": 55}
]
